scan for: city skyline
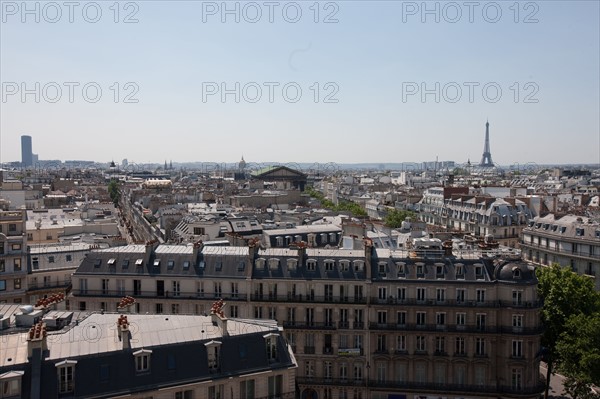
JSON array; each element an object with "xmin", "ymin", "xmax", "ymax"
[{"xmin": 1, "ymin": 1, "xmax": 599, "ymax": 164}]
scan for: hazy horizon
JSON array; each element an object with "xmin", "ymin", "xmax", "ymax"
[{"xmin": 1, "ymin": 1, "xmax": 599, "ymax": 165}]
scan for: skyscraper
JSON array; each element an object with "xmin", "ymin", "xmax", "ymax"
[{"xmin": 21, "ymin": 135, "xmax": 33, "ymax": 167}]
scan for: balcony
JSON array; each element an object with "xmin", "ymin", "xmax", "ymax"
[
  {"xmin": 369, "ymin": 297, "xmax": 542, "ymax": 309},
  {"xmin": 368, "ymin": 322, "xmax": 543, "ymax": 335},
  {"xmin": 282, "ymin": 321, "xmax": 336, "ymax": 330},
  {"xmin": 28, "ymin": 280, "xmax": 72, "ymax": 293},
  {"xmin": 366, "ymin": 379, "xmax": 546, "ymax": 396},
  {"xmin": 72, "ymin": 289, "xmax": 247, "ymax": 301},
  {"xmin": 250, "ymin": 294, "xmax": 367, "ymax": 304},
  {"xmin": 303, "ymin": 346, "xmax": 316, "ymax": 354}
]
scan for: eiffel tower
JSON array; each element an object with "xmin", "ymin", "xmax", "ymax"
[{"xmin": 479, "ymin": 120, "xmax": 494, "ymax": 167}]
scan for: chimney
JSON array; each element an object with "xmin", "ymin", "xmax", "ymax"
[
  {"xmin": 297, "ymin": 241, "xmax": 307, "ymax": 265},
  {"xmin": 364, "ymin": 238, "xmax": 373, "ymax": 280},
  {"xmin": 117, "ymin": 315, "xmax": 131, "ymax": 349},
  {"xmin": 27, "ymin": 322, "xmax": 48, "ymax": 358},
  {"xmin": 193, "ymin": 240, "xmax": 204, "ymax": 264},
  {"xmin": 144, "ymin": 240, "xmax": 158, "ymax": 264},
  {"xmin": 210, "ymin": 299, "xmax": 228, "ymax": 337},
  {"xmin": 248, "ymin": 238, "xmax": 259, "ymax": 265}
]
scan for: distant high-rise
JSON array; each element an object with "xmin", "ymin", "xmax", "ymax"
[
  {"xmin": 21, "ymin": 135, "xmax": 33, "ymax": 167},
  {"xmin": 479, "ymin": 121, "xmax": 494, "ymax": 167}
]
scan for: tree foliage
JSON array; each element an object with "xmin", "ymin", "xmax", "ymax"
[
  {"xmin": 384, "ymin": 209, "xmax": 416, "ymax": 228},
  {"xmin": 305, "ymin": 187, "xmax": 367, "ymax": 217},
  {"xmin": 536, "ymin": 264, "xmax": 600, "ymax": 398},
  {"xmin": 108, "ymin": 180, "xmax": 120, "ymax": 206}
]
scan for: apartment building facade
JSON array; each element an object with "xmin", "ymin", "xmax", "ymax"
[
  {"xmin": 71, "ymin": 241, "xmax": 545, "ymax": 399},
  {"xmin": 521, "ymin": 213, "xmax": 600, "ymax": 290},
  {"xmin": 0, "ymin": 209, "xmax": 28, "ymax": 303}
]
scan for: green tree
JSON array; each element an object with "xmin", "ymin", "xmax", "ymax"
[
  {"xmin": 108, "ymin": 180, "xmax": 120, "ymax": 206},
  {"xmin": 384, "ymin": 209, "xmax": 415, "ymax": 228},
  {"xmin": 536, "ymin": 264, "xmax": 600, "ymax": 399},
  {"xmin": 556, "ymin": 313, "xmax": 600, "ymax": 398}
]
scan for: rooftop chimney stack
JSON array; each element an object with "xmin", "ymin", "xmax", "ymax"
[
  {"xmin": 210, "ymin": 299, "xmax": 228, "ymax": 337},
  {"xmin": 117, "ymin": 315, "xmax": 131, "ymax": 349},
  {"xmin": 193, "ymin": 240, "xmax": 204, "ymax": 264},
  {"xmin": 27, "ymin": 322, "xmax": 48, "ymax": 358}
]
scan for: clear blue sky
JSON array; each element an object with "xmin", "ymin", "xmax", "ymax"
[{"xmin": 1, "ymin": 0, "xmax": 599, "ymax": 165}]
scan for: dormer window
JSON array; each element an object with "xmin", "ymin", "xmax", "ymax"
[
  {"xmin": 353, "ymin": 260, "xmax": 364, "ymax": 272},
  {"xmin": 455, "ymin": 263, "xmax": 464, "ymax": 278},
  {"xmin": 107, "ymin": 258, "xmax": 116, "ymax": 266},
  {"xmin": 0, "ymin": 370, "xmax": 23, "ymax": 398},
  {"xmin": 215, "ymin": 261, "xmax": 223, "ymax": 271},
  {"xmin": 205, "ymin": 341, "xmax": 222, "ymax": 372},
  {"xmin": 378, "ymin": 262, "xmax": 386, "ymax": 275},
  {"xmin": 416, "ymin": 263, "xmax": 425, "ymax": 277},
  {"xmin": 560, "ymin": 227, "xmax": 566, "ymax": 234},
  {"xmin": 512, "ymin": 267, "xmax": 522, "ymax": 279},
  {"xmin": 135, "ymin": 259, "xmax": 143, "ymax": 267},
  {"xmin": 183, "ymin": 261, "xmax": 190, "ymax": 270},
  {"xmin": 269, "ymin": 258, "xmax": 280, "ymax": 270},
  {"xmin": 56, "ymin": 360, "xmax": 77, "ymax": 393},
  {"xmin": 475, "ymin": 264, "xmax": 484, "ymax": 279},
  {"xmin": 307, "ymin": 259, "xmax": 317, "ymax": 271},
  {"xmin": 396, "ymin": 262, "xmax": 405, "ymax": 277},
  {"xmin": 264, "ymin": 333, "xmax": 279, "ymax": 362},
  {"xmin": 133, "ymin": 349, "xmax": 152, "ymax": 373},
  {"xmin": 287, "ymin": 259, "xmax": 297, "ymax": 271},
  {"xmin": 167, "ymin": 260, "xmax": 175, "ymax": 270},
  {"xmin": 256, "ymin": 258, "xmax": 266, "ymax": 269},
  {"xmin": 237, "ymin": 261, "xmax": 245, "ymax": 272},
  {"xmin": 94, "ymin": 259, "xmax": 102, "ymax": 268},
  {"xmin": 122, "ymin": 259, "xmax": 130, "ymax": 269},
  {"xmin": 340, "ymin": 260, "xmax": 350, "ymax": 272},
  {"xmin": 276, "ymin": 237, "xmax": 283, "ymax": 247},
  {"xmin": 576, "ymin": 228, "xmax": 585, "ymax": 237},
  {"xmin": 153, "ymin": 260, "xmax": 161, "ymax": 269},
  {"xmin": 435, "ymin": 263, "xmax": 444, "ymax": 278},
  {"xmin": 324, "ymin": 260, "xmax": 335, "ymax": 271}
]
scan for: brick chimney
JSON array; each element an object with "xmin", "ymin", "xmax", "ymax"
[
  {"xmin": 27, "ymin": 322, "xmax": 48, "ymax": 358},
  {"xmin": 297, "ymin": 241, "xmax": 307, "ymax": 266},
  {"xmin": 210, "ymin": 299, "xmax": 228, "ymax": 337},
  {"xmin": 193, "ymin": 240, "xmax": 204, "ymax": 264},
  {"xmin": 117, "ymin": 315, "xmax": 131, "ymax": 349}
]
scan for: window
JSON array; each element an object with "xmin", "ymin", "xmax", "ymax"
[
  {"xmin": 340, "ymin": 260, "xmax": 350, "ymax": 272},
  {"xmin": 324, "ymin": 361, "xmax": 332, "ymax": 379},
  {"xmin": 455, "ymin": 337, "xmax": 465, "ymax": 355},
  {"xmin": 397, "ymin": 287, "xmax": 406, "ymax": 301},
  {"xmin": 305, "ymin": 361, "xmax": 314, "ymax": 377},
  {"xmin": 455, "ymin": 263, "xmax": 464, "ymax": 277},
  {"xmin": 156, "ymin": 303, "xmax": 163, "ymax": 314},
  {"xmin": 512, "ymin": 340, "xmax": 523, "ymax": 358},
  {"xmin": 377, "ymin": 311, "xmax": 387, "ymax": 325},
  {"xmin": 416, "ymin": 287, "xmax": 426, "ymax": 302},
  {"xmin": 107, "ymin": 258, "xmax": 115, "ymax": 266},
  {"xmin": 416, "ymin": 336, "xmax": 426, "ymax": 352},
  {"xmin": 94, "ymin": 259, "xmax": 102, "ymax": 268},
  {"xmin": 436, "ymin": 288, "xmax": 446, "ymax": 302},
  {"xmin": 0, "ymin": 372, "xmax": 22, "ymax": 397},
  {"xmin": 435, "ymin": 264, "xmax": 444, "ymax": 278},
  {"xmin": 456, "ymin": 312, "xmax": 466, "ymax": 328},
  {"xmin": 134, "ymin": 349, "xmax": 152, "ymax": 372},
  {"xmin": 456, "ymin": 288, "xmax": 466, "ymax": 303},
  {"xmin": 167, "ymin": 260, "xmax": 175, "ymax": 270},
  {"xmin": 307, "ymin": 259, "xmax": 316, "ymax": 271},
  {"xmin": 122, "ymin": 259, "xmax": 130, "ymax": 269},
  {"xmin": 436, "ymin": 312, "xmax": 446, "ymax": 327},
  {"xmin": 324, "ymin": 284, "xmax": 333, "ymax": 301},
  {"xmin": 325, "ymin": 259, "xmax": 334, "ymax": 271},
  {"xmin": 376, "ymin": 334, "xmax": 386, "ymax": 352},
  {"xmin": 66, "ymin": 254, "xmax": 72, "ymax": 262},
  {"xmin": 13, "ymin": 278, "xmax": 21, "ymax": 290},
  {"xmin": 339, "ymin": 363, "xmax": 348, "ymax": 380},
  {"xmin": 240, "ymin": 379, "xmax": 255, "ymax": 399},
  {"xmin": 512, "ymin": 314, "xmax": 523, "ymax": 331},
  {"xmin": 377, "ymin": 287, "xmax": 387, "ymax": 300},
  {"xmin": 512, "ymin": 290, "xmax": 523, "ymax": 306},
  {"xmin": 378, "ymin": 262, "xmax": 386, "ymax": 275},
  {"xmin": 416, "ymin": 312, "xmax": 426, "ymax": 326},
  {"xmin": 354, "ymin": 363, "xmax": 363, "ymax": 381},
  {"xmin": 264, "ymin": 333, "xmax": 279, "ymax": 362},
  {"xmin": 353, "ymin": 260, "xmax": 364, "ymax": 272},
  {"xmin": 476, "ymin": 313, "xmax": 486, "ymax": 331},
  {"xmin": 397, "ymin": 311, "xmax": 406, "ymax": 326},
  {"xmin": 475, "ymin": 264, "xmax": 484, "ymax": 279},
  {"xmin": 512, "ymin": 368, "xmax": 522, "ymax": 389},
  {"xmin": 172, "ymin": 281, "xmax": 181, "ymax": 297},
  {"xmin": 205, "ymin": 341, "xmax": 222, "ymax": 371},
  {"xmin": 476, "ymin": 289, "xmax": 486, "ymax": 303},
  {"xmin": 268, "ymin": 375, "xmax": 283, "ymax": 399},
  {"xmin": 435, "ymin": 336, "xmax": 445, "ymax": 354},
  {"xmin": 14, "ymin": 258, "xmax": 21, "ymax": 271},
  {"xmin": 1, "ymin": 259, "xmax": 7, "ymax": 272},
  {"xmin": 475, "ymin": 338, "xmax": 486, "ymax": 356},
  {"xmin": 183, "ymin": 261, "xmax": 190, "ymax": 269},
  {"xmin": 397, "ymin": 335, "xmax": 407, "ymax": 351},
  {"xmin": 208, "ymin": 385, "xmax": 223, "ymax": 399},
  {"xmin": 0, "ymin": 280, "xmax": 6, "ymax": 291},
  {"xmin": 56, "ymin": 360, "xmax": 77, "ymax": 393},
  {"xmin": 171, "ymin": 304, "xmax": 180, "ymax": 314},
  {"xmin": 175, "ymin": 390, "xmax": 194, "ymax": 399}
]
